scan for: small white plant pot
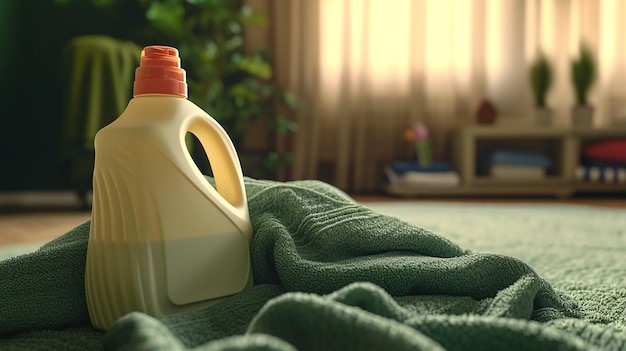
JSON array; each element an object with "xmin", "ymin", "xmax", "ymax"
[
  {"xmin": 572, "ymin": 106, "xmax": 594, "ymax": 127},
  {"xmin": 533, "ymin": 107, "xmax": 553, "ymax": 126}
]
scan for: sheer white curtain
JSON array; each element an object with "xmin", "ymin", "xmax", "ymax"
[
  {"xmin": 528, "ymin": 0, "xmax": 626, "ymax": 125},
  {"xmin": 257, "ymin": 0, "xmax": 626, "ymax": 192}
]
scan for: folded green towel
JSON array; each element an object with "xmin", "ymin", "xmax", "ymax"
[
  {"xmin": 60, "ymin": 36, "xmax": 141, "ymax": 151},
  {"xmin": 1, "ymin": 178, "xmax": 624, "ymax": 350}
]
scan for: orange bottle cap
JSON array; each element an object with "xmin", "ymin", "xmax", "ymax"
[{"xmin": 134, "ymin": 46, "xmax": 188, "ymax": 98}]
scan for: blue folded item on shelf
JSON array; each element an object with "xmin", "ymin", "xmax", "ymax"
[
  {"xmin": 391, "ymin": 160, "xmax": 453, "ymax": 174},
  {"xmin": 489, "ymin": 149, "xmax": 552, "ymax": 168}
]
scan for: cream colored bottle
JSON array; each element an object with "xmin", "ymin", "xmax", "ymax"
[{"xmin": 85, "ymin": 46, "xmax": 253, "ymax": 330}]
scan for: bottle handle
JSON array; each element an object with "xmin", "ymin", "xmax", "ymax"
[{"xmin": 186, "ymin": 115, "xmax": 245, "ymax": 209}]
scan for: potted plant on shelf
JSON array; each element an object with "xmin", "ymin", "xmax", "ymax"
[
  {"xmin": 529, "ymin": 52, "xmax": 553, "ymax": 126},
  {"xmin": 571, "ymin": 43, "xmax": 596, "ymax": 127}
]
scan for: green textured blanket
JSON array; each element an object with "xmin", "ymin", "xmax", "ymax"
[{"xmin": 1, "ymin": 178, "xmax": 625, "ymax": 350}]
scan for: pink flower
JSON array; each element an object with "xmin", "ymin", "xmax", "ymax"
[{"xmin": 404, "ymin": 124, "xmax": 429, "ymax": 141}]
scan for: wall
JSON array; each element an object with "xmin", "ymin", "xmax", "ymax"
[{"xmin": 0, "ymin": 0, "xmax": 126, "ymax": 191}]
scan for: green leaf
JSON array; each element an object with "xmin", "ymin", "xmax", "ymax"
[
  {"xmin": 240, "ymin": 5, "xmax": 267, "ymax": 26},
  {"xmin": 146, "ymin": 1, "xmax": 184, "ymax": 35},
  {"xmin": 232, "ymin": 55, "xmax": 272, "ymax": 79},
  {"xmin": 273, "ymin": 115, "xmax": 298, "ymax": 134},
  {"xmin": 185, "ymin": 0, "xmax": 208, "ymax": 5},
  {"xmin": 283, "ymin": 91, "xmax": 301, "ymax": 110},
  {"xmin": 227, "ymin": 21, "xmax": 242, "ymax": 35},
  {"xmin": 263, "ymin": 151, "xmax": 279, "ymax": 168},
  {"xmin": 226, "ymin": 36, "xmax": 243, "ymax": 51},
  {"xmin": 229, "ymin": 83, "xmax": 255, "ymax": 99},
  {"xmin": 203, "ymin": 41, "xmax": 219, "ymax": 60}
]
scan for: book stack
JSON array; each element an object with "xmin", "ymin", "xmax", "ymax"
[
  {"xmin": 486, "ymin": 150, "xmax": 552, "ymax": 180},
  {"xmin": 384, "ymin": 161, "xmax": 460, "ymax": 187}
]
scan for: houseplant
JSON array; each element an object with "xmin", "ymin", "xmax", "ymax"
[
  {"xmin": 529, "ymin": 52, "xmax": 553, "ymax": 126},
  {"xmin": 571, "ymin": 43, "xmax": 596, "ymax": 127},
  {"xmin": 55, "ymin": 0, "xmax": 299, "ymax": 179}
]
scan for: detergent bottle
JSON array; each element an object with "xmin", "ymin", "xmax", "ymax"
[{"xmin": 85, "ymin": 45, "xmax": 253, "ymax": 330}]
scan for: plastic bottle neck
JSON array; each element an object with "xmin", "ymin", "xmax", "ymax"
[{"xmin": 133, "ymin": 46, "xmax": 188, "ymax": 98}]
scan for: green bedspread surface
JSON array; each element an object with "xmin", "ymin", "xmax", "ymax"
[{"xmin": 1, "ymin": 178, "xmax": 625, "ymax": 350}]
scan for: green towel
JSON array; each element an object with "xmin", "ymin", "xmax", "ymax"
[
  {"xmin": 58, "ymin": 36, "xmax": 141, "ymax": 197},
  {"xmin": 60, "ymin": 35, "xmax": 141, "ymax": 151},
  {"xmin": 0, "ymin": 178, "xmax": 624, "ymax": 350}
]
